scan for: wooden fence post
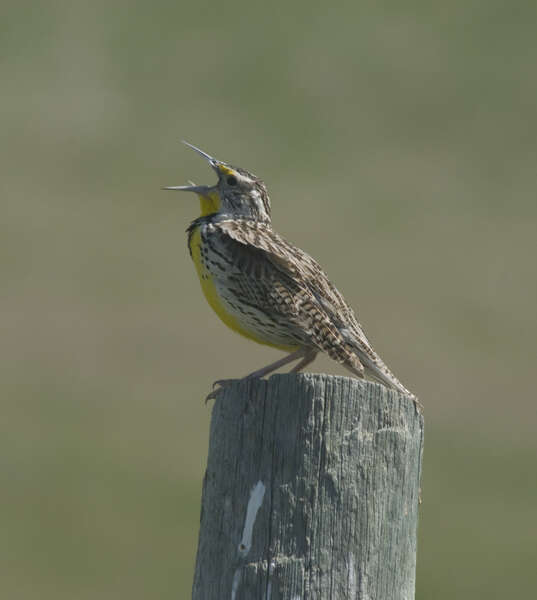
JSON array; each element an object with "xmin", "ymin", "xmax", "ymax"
[{"xmin": 192, "ymin": 373, "xmax": 424, "ymax": 600}]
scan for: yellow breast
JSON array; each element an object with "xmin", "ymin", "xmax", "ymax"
[{"xmin": 188, "ymin": 225, "xmax": 297, "ymax": 351}]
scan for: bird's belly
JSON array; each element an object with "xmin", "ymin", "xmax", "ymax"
[{"xmin": 189, "ymin": 227, "xmax": 299, "ymax": 351}]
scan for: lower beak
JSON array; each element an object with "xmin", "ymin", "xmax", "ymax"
[{"xmin": 162, "ymin": 184, "xmax": 212, "ymax": 194}]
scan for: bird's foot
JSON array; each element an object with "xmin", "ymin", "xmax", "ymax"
[
  {"xmin": 205, "ymin": 378, "xmax": 242, "ymax": 404},
  {"xmin": 205, "ymin": 375, "xmax": 264, "ymax": 404}
]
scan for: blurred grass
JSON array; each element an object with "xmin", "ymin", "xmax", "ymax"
[{"xmin": 2, "ymin": 0, "xmax": 537, "ymax": 598}]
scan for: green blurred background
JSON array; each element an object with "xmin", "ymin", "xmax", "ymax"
[{"xmin": 2, "ymin": 1, "xmax": 536, "ymax": 598}]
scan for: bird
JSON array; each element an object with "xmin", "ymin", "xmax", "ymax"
[{"xmin": 164, "ymin": 142, "xmax": 415, "ymax": 401}]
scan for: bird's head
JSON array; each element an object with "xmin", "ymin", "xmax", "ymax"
[{"xmin": 164, "ymin": 142, "xmax": 271, "ymax": 223}]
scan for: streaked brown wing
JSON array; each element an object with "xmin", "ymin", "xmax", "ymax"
[
  {"xmin": 214, "ymin": 219, "xmax": 374, "ymax": 356},
  {"xmin": 212, "ymin": 219, "xmax": 369, "ymax": 374}
]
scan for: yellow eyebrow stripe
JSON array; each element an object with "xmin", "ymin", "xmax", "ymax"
[{"xmin": 216, "ymin": 164, "xmax": 235, "ymax": 177}]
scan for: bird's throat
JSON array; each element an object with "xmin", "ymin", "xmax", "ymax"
[{"xmin": 198, "ymin": 190, "xmax": 221, "ymax": 217}]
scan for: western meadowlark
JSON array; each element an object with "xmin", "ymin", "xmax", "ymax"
[{"xmin": 164, "ymin": 142, "xmax": 414, "ymax": 401}]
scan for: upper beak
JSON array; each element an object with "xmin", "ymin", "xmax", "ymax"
[
  {"xmin": 181, "ymin": 141, "xmax": 220, "ymax": 172},
  {"xmin": 162, "ymin": 141, "xmax": 221, "ymax": 193}
]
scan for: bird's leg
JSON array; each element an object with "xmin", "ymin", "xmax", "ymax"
[
  {"xmin": 206, "ymin": 348, "xmax": 308, "ymax": 402},
  {"xmin": 241, "ymin": 348, "xmax": 308, "ymax": 379},
  {"xmin": 289, "ymin": 348, "xmax": 317, "ymax": 373}
]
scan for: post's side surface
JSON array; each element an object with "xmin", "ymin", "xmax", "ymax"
[{"xmin": 191, "ymin": 373, "xmax": 424, "ymax": 600}]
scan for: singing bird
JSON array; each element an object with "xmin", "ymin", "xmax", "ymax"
[{"xmin": 164, "ymin": 142, "xmax": 414, "ymax": 401}]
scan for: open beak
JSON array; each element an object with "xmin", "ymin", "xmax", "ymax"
[{"xmin": 162, "ymin": 141, "xmax": 222, "ymax": 193}]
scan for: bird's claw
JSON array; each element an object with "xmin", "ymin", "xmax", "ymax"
[
  {"xmin": 204, "ymin": 388, "xmax": 220, "ymax": 404},
  {"xmin": 205, "ymin": 378, "xmax": 241, "ymax": 404},
  {"xmin": 211, "ymin": 378, "xmax": 231, "ymax": 389}
]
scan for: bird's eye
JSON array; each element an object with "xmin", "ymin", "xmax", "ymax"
[{"xmin": 226, "ymin": 175, "xmax": 238, "ymax": 186}]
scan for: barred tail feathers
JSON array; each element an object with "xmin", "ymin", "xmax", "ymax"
[{"xmin": 359, "ymin": 353, "xmax": 413, "ymax": 397}]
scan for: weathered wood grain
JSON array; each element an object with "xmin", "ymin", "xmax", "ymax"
[{"xmin": 192, "ymin": 374, "xmax": 424, "ymax": 600}]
